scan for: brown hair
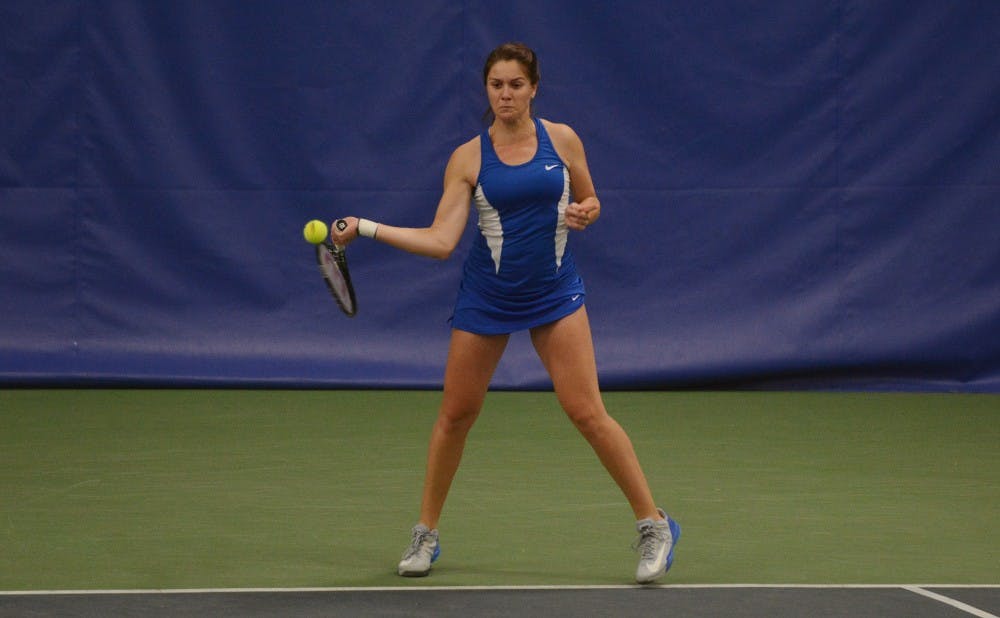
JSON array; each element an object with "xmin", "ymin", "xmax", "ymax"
[{"xmin": 482, "ymin": 42, "xmax": 540, "ymax": 86}]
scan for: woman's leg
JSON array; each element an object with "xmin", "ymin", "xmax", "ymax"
[
  {"xmin": 417, "ymin": 328, "xmax": 509, "ymax": 529},
  {"xmin": 529, "ymin": 306, "xmax": 661, "ymax": 521}
]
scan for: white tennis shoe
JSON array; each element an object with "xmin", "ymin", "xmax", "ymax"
[
  {"xmin": 397, "ymin": 524, "xmax": 440, "ymax": 577},
  {"xmin": 634, "ymin": 508, "xmax": 681, "ymax": 584}
]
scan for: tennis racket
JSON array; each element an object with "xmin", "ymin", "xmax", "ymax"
[{"xmin": 316, "ymin": 219, "xmax": 357, "ymax": 316}]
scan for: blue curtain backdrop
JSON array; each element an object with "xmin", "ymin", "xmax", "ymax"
[{"xmin": 2, "ymin": 1, "xmax": 998, "ymax": 390}]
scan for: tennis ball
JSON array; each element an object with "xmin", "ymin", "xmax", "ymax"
[{"xmin": 303, "ymin": 219, "xmax": 328, "ymax": 244}]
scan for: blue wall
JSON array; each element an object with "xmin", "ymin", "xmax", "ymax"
[{"xmin": 2, "ymin": 1, "xmax": 998, "ymax": 390}]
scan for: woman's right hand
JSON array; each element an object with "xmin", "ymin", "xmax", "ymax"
[{"xmin": 329, "ymin": 216, "xmax": 359, "ymax": 246}]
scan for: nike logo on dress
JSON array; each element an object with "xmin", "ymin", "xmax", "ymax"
[
  {"xmin": 572, "ymin": 294, "xmax": 581, "ymax": 301},
  {"xmin": 545, "ymin": 164, "xmax": 559, "ymax": 170}
]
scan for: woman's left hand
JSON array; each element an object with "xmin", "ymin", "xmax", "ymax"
[{"xmin": 565, "ymin": 199, "xmax": 600, "ymax": 231}]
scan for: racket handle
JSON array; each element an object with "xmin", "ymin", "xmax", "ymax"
[{"xmin": 330, "ymin": 219, "xmax": 348, "ymax": 252}]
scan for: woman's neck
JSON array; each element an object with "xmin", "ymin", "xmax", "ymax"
[{"xmin": 489, "ymin": 116, "xmax": 535, "ymax": 145}]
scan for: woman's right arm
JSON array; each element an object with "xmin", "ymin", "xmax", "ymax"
[{"xmin": 332, "ymin": 139, "xmax": 478, "ymax": 260}]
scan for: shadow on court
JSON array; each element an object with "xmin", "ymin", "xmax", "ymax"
[{"xmin": 2, "ymin": 587, "xmax": 998, "ymax": 617}]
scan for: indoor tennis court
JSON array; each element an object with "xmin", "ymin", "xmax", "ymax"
[
  {"xmin": 2, "ymin": 390, "xmax": 997, "ymax": 616},
  {"xmin": 3, "ymin": 1, "xmax": 998, "ymax": 616}
]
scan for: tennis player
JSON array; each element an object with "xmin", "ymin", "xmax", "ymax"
[{"xmin": 331, "ymin": 42, "xmax": 679, "ymax": 584}]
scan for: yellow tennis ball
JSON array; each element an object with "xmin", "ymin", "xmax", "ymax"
[{"xmin": 303, "ymin": 219, "xmax": 328, "ymax": 244}]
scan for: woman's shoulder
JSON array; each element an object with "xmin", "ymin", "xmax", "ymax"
[
  {"xmin": 450, "ymin": 135, "xmax": 482, "ymax": 164},
  {"xmin": 456, "ymin": 133, "xmax": 481, "ymax": 153},
  {"xmin": 539, "ymin": 118, "xmax": 580, "ymax": 143},
  {"xmin": 539, "ymin": 118, "xmax": 585, "ymax": 166},
  {"xmin": 445, "ymin": 135, "xmax": 482, "ymax": 185}
]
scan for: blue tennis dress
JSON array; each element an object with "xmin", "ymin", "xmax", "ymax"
[{"xmin": 451, "ymin": 118, "xmax": 586, "ymax": 335}]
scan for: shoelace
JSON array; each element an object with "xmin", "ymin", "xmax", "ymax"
[
  {"xmin": 402, "ymin": 529, "xmax": 435, "ymax": 560},
  {"xmin": 633, "ymin": 524, "xmax": 667, "ymax": 560}
]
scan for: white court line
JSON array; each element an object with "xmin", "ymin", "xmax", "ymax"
[
  {"xmin": 904, "ymin": 586, "xmax": 999, "ymax": 618},
  {"xmin": 1, "ymin": 584, "xmax": 998, "ymax": 595}
]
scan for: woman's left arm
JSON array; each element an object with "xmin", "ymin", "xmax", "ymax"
[{"xmin": 546, "ymin": 121, "xmax": 601, "ymax": 231}]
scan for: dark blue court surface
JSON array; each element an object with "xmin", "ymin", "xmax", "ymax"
[{"xmin": 2, "ymin": 586, "xmax": 997, "ymax": 617}]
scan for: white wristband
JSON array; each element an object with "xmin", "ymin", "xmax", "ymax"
[{"xmin": 357, "ymin": 218, "xmax": 379, "ymax": 239}]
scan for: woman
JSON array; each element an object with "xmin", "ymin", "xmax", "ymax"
[{"xmin": 330, "ymin": 42, "xmax": 679, "ymax": 584}]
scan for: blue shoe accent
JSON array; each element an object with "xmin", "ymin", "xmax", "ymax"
[
  {"xmin": 665, "ymin": 518, "xmax": 681, "ymax": 572},
  {"xmin": 431, "ymin": 543, "xmax": 440, "ymax": 564}
]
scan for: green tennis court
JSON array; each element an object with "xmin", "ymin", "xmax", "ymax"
[{"xmin": 2, "ymin": 389, "xmax": 997, "ymax": 591}]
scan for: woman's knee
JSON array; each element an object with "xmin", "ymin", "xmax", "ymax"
[
  {"xmin": 565, "ymin": 403, "xmax": 611, "ymax": 440},
  {"xmin": 436, "ymin": 404, "xmax": 480, "ymax": 435}
]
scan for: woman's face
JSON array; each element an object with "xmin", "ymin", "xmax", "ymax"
[{"xmin": 486, "ymin": 60, "xmax": 537, "ymax": 122}]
